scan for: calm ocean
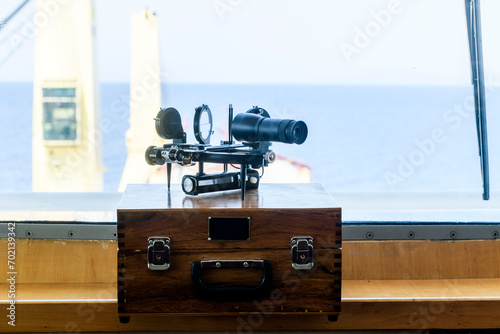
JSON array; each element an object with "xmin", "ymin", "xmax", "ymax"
[{"xmin": 0, "ymin": 82, "xmax": 498, "ymax": 193}]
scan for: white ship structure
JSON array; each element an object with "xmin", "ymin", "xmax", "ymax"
[
  {"xmin": 32, "ymin": 0, "xmax": 103, "ymax": 191},
  {"xmin": 118, "ymin": 9, "xmax": 162, "ymax": 191}
]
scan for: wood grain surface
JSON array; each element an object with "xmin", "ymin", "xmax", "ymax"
[
  {"xmin": 2, "ymin": 280, "xmax": 500, "ymax": 331},
  {"xmin": 117, "ymin": 209, "xmax": 341, "ymax": 250},
  {"xmin": 3, "ymin": 239, "xmax": 500, "ymax": 330},
  {"xmin": 343, "ymin": 239, "xmax": 500, "ymax": 280},
  {"xmin": 118, "ymin": 183, "xmax": 340, "ymax": 210},
  {"xmin": 3, "ymin": 239, "xmax": 500, "ymax": 284},
  {"xmin": 0, "ymin": 239, "xmax": 116, "ymax": 284},
  {"xmin": 118, "ymin": 183, "xmax": 341, "ymax": 317},
  {"xmin": 119, "ymin": 249, "xmax": 341, "ymax": 314}
]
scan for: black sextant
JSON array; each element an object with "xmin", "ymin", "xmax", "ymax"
[{"xmin": 145, "ymin": 104, "xmax": 308, "ymax": 200}]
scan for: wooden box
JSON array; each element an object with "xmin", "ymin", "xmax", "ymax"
[{"xmin": 117, "ymin": 183, "xmax": 341, "ymax": 322}]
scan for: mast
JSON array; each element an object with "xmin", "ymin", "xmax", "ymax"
[
  {"xmin": 118, "ymin": 9, "xmax": 162, "ymax": 191},
  {"xmin": 32, "ymin": 0, "xmax": 103, "ymax": 191}
]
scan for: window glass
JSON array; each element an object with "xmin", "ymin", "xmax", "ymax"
[
  {"xmin": 0, "ymin": 0, "xmax": 498, "ymax": 197},
  {"xmin": 42, "ymin": 88, "xmax": 76, "ymax": 98},
  {"xmin": 42, "ymin": 102, "xmax": 77, "ymax": 141}
]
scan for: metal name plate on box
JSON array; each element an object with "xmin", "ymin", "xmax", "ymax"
[{"xmin": 117, "ymin": 183, "xmax": 341, "ymax": 323}]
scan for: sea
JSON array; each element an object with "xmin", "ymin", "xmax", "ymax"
[{"xmin": 0, "ymin": 82, "xmax": 498, "ymax": 193}]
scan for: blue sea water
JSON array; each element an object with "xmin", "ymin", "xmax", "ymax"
[{"xmin": 0, "ymin": 82, "xmax": 498, "ymax": 193}]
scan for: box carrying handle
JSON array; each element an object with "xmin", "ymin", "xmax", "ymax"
[{"xmin": 191, "ymin": 259, "xmax": 273, "ymax": 299}]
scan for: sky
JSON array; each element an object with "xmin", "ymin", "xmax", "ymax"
[{"xmin": 1, "ymin": 0, "xmax": 500, "ymax": 84}]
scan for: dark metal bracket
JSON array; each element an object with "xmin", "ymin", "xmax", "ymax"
[{"xmin": 465, "ymin": 0, "xmax": 490, "ymax": 200}]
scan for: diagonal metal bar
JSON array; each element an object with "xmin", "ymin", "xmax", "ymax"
[
  {"xmin": 0, "ymin": 0, "xmax": 33, "ymax": 69},
  {"xmin": 1, "ymin": 0, "xmax": 31, "ymax": 27},
  {"xmin": 464, "ymin": 0, "xmax": 490, "ymax": 200}
]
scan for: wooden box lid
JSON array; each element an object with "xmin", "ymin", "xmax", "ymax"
[{"xmin": 118, "ymin": 183, "xmax": 340, "ymax": 211}]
